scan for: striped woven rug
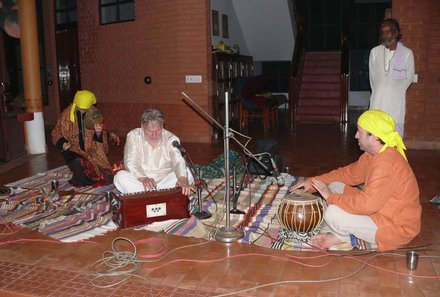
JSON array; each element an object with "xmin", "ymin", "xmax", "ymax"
[{"xmin": 0, "ymin": 166, "xmax": 373, "ymax": 250}]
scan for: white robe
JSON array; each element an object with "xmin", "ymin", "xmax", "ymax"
[
  {"xmin": 114, "ymin": 128, "xmax": 192, "ymax": 193},
  {"xmin": 369, "ymin": 43, "xmax": 415, "ymax": 125}
]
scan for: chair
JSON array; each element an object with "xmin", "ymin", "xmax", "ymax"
[{"xmin": 236, "ymin": 76, "xmax": 279, "ymax": 132}]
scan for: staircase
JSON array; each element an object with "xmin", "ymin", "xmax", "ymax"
[{"xmin": 295, "ymin": 52, "xmax": 341, "ymax": 122}]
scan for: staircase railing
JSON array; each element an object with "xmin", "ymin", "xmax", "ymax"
[
  {"xmin": 288, "ymin": 16, "xmax": 306, "ymax": 125},
  {"xmin": 340, "ymin": 31, "xmax": 349, "ymax": 123}
]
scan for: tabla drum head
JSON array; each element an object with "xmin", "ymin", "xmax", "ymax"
[{"xmin": 283, "ymin": 190, "xmax": 319, "ymax": 203}]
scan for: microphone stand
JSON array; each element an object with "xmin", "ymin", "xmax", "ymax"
[
  {"xmin": 212, "ymin": 92, "xmax": 244, "ymax": 242},
  {"xmin": 194, "ymin": 168, "xmax": 212, "ymax": 219},
  {"xmin": 230, "ymin": 166, "xmax": 245, "ymax": 214},
  {"xmin": 182, "ymin": 91, "xmax": 283, "ymax": 242},
  {"xmin": 178, "ymin": 146, "xmax": 211, "ymax": 220}
]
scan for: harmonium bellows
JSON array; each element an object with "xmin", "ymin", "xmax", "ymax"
[{"xmin": 109, "ymin": 187, "xmax": 190, "ymax": 229}]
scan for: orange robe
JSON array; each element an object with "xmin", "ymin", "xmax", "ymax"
[
  {"xmin": 314, "ymin": 147, "xmax": 421, "ymax": 251},
  {"xmin": 51, "ymin": 105, "xmax": 112, "ymax": 174}
]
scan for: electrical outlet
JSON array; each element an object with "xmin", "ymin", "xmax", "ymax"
[
  {"xmin": 146, "ymin": 203, "xmax": 167, "ymax": 218},
  {"xmin": 185, "ymin": 75, "xmax": 202, "ymax": 83}
]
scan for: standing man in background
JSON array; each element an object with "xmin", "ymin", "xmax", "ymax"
[{"xmin": 369, "ymin": 18, "xmax": 415, "ymax": 138}]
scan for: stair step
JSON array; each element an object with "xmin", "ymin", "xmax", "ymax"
[
  {"xmin": 304, "ymin": 59, "xmax": 340, "ymax": 68},
  {"xmin": 301, "ymin": 82, "xmax": 340, "ymax": 91},
  {"xmin": 293, "ymin": 51, "xmax": 343, "ymax": 123},
  {"xmin": 300, "ymin": 89, "xmax": 340, "ymax": 98},
  {"xmin": 295, "ymin": 114, "xmax": 341, "ymax": 122},
  {"xmin": 297, "ymin": 106, "xmax": 340, "ymax": 115},
  {"xmin": 302, "ymin": 66, "xmax": 340, "ymax": 75},
  {"xmin": 302, "ymin": 74, "xmax": 340, "ymax": 83},
  {"xmin": 305, "ymin": 52, "xmax": 341, "ymax": 60},
  {"xmin": 298, "ymin": 98, "xmax": 340, "ymax": 107}
]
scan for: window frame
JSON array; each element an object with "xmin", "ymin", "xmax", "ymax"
[
  {"xmin": 99, "ymin": 0, "xmax": 135, "ymax": 25},
  {"xmin": 54, "ymin": 0, "xmax": 78, "ymax": 31}
]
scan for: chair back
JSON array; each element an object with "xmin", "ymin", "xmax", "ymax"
[{"xmin": 236, "ymin": 76, "xmax": 267, "ymax": 110}]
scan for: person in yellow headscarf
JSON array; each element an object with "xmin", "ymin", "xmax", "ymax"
[
  {"xmin": 290, "ymin": 110, "xmax": 421, "ymax": 252},
  {"xmin": 52, "ymin": 90, "xmax": 116, "ymax": 187}
]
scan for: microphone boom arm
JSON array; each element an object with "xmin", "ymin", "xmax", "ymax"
[{"xmin": 181, "ymin": 91, "xmax": 272, "ymax": 173}]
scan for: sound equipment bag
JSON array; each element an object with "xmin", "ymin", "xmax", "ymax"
[{"xmin": 247, "ymin": 139, "xmax": 282, "ymax": 177}]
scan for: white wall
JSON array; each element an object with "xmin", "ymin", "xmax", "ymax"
[
  {"xmin": 211, "ymin": 0, "xmax": 249, "ymax": 55},
  {"xmin": 232, "ymin": 0, "xmax": 295, "ymax": 61},
  {"xmin": 210, "ymin": 0, "xmax": 295, "ymax": 61},
  {"xmin": 349, "ymin": 91, "xmax": 370, "ymax": 108}
]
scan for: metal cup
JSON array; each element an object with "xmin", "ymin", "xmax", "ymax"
[{"xmin": 406, "ymin": 251, "xmax": 419, "ymax": 270}]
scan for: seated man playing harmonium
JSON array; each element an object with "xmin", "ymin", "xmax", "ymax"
[{"xmin": 114, "ymin": 108, "xmax": 192, "ymax": 195}]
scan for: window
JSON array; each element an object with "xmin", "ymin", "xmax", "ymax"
[
  {"xmin": 55, "ymin": 0, "xmax": 77, "ymax": 30},
  {"xmin": 100, "ymin": 0, "xmax": 135, "ymax": 25}
]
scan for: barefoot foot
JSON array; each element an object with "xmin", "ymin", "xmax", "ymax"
[{"xmin": 309, "ymin": 232, "xmax": 343, "ymax": 249}]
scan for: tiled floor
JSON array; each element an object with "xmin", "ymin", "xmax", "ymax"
[{"xmin": 0, "ymin": 111, "xmax": 439, "ymax": 296}]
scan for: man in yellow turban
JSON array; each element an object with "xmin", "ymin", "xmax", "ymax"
[
  {"xmin": 290, "ymin": 110, "xmax": 421, "ymax": 251},
  {"xmin": 52, "ymin": 90, "xmax": 116, "ymax": 187}
]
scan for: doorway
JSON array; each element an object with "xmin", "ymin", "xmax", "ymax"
[
  {"xmin": 54, "ymin": 0, "xmax": 81, "ymax": 112},
  {"xmin": 56, "ymin": 28, "xmax": 81, "ymax": 111}
]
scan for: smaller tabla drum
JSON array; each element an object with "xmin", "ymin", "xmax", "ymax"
[{"xmin": 277, "ymin": 192, "xmax": 324, "ymax": 233}]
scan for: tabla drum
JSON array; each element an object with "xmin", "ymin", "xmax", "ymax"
[{"xmin": 276, "ymin": 191, "xmax": 324, "ymax": 233}]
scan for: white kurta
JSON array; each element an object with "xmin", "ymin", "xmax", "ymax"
[
  {"xmin": 114, "ymin": 128, "xmax": 190, "ymax": 193},
  {"xmin": 369, "ymin": 44, "xmax": 415, "ymax": 125}
]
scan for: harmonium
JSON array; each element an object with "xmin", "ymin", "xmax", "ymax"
[{"xmin": 108, "ymin": 187, "xmax": 190, "ymax": 229}]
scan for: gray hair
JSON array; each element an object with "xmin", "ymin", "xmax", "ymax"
[{"xmin": 140, "ymin": 108, "xmax": 165, "ymax": 126}]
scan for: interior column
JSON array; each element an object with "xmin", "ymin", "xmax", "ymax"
[{"xmin": 18, "ymin": 0, "xmax": 46, "ymax": 154}]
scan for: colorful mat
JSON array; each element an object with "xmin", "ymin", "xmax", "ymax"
[
  {"xmin": 0, "ymin": 166, "xmax": 373, "ymax": 250},
  {"xmin": 1, "ymin": 166, "xmax": 117, "ymax": 242}
]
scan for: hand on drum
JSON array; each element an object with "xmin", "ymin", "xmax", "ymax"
[
  {"xmin": 289, "ymin": 179, "xmax": 314, "ymax": 193},
  {"xmin": 311, "ymin": 178, "xmax": 331, "ymax": 200}
]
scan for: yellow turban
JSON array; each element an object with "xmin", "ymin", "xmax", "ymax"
[
  {"xmin": 69, "ymin": 90, "xmax": 97, "ymax": 122},
  {"xmin": 358, "ymin": 109, "xmax": 407, "ymax": 161}
]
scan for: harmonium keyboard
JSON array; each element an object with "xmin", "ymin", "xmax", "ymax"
[{"xmin": 108, "ymin": 187, "xmax": 190, "ymax": 229}]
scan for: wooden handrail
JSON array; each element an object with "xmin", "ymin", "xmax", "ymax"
[
  {"xmin": 340, "ymin": 29, "xmax": 349, "ymax": 123},
  {"xmin": 288, "ymin": 15, "xmax": 306, "ymax": 125}
]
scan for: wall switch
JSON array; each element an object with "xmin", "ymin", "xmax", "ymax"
[
  {"xmin": 146, "ymin": 202, "xmax": 167, "ymax": 218},
  {"xmin": 413, "ymin": 74, "xmax": 418, "ymax": 83},
  {"xmin": 185, "ymin": 75, "xmax": 202, "ymax": 83}
]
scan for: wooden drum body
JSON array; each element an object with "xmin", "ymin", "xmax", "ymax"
[{"xmin": 276, "ymin": 192, "xmax": 324, "ymax": 233}]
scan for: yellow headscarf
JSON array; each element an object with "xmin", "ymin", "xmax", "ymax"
[
  {"xmin": 357, "ymin": 109, "xmax": 407, "ymax": 161},
  {"xmin": 69, "ymin": 90, "xmax": 97, "ymax": 122}
]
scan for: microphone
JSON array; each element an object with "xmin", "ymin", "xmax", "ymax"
[
  {"xmin": 269, "ymin": 156, "xmax": 285, "ymax": 187},
  {"xmin": 172, "ymin": 140, "xmax": 186, "ymax": 153}
]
